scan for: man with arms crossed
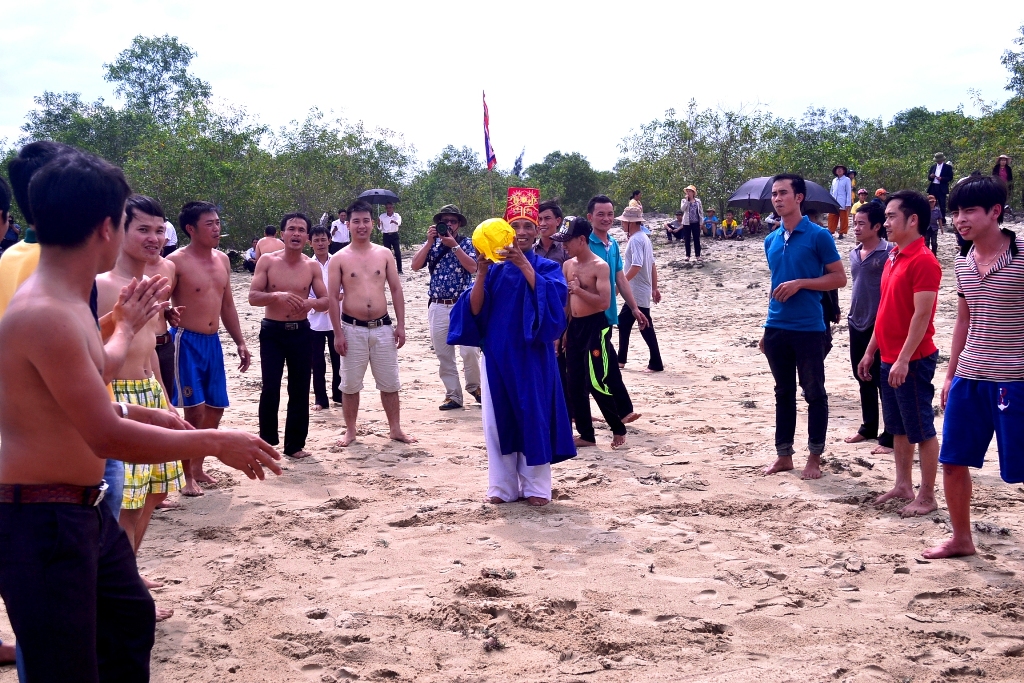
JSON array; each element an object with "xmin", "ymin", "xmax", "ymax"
[
  {"xmin": 0, "ymin": 151, "xmax": 281, "ymax": 682},
  {"xmin": 309, "ymin": 224, "xmax": 343, "ymax": 410},
  {"xmin": 249, "ymin": 213, "xmax": 327, "ymax": 458},
  {"xmin": 328, "ymin": 200, "xmax": 415, "ymax": 446},
  {"xmin": 924, "ymin": 177, "xmax": 1024, "ymax": 558},
  {"xmin": 168, "ymin": 201, "xmax": 252, "ymax": 495},
  {"xmin": 857, "ymin": 191, "xmax": 941, "ymax": 516},
  {"xmin": 761, "ymin": 174, "xmax": 847, "ymax": 479}
]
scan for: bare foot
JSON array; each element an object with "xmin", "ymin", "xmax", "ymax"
[
  {"xmin": 142, "ymin": 576, "xmax": 164, "ymax": 589},
  {"xmin": 899, "ymin": 497, "xmax": 938, "ymax": 518},
  {"xmin": 844, "ymin": 433, "xmax": 866, "ymax": 443},
  {"xmin": 801, "ymin": 454, "xmax": 822, "ymax": 480},
  {"xmin": 573, "ymin": 437, "xmax": 596, "ymax": 448},
  {"xmin": 180, "ymin": 482, "xmax": 204, "ymax": 497},
  {"xmin": 488, "ymin": 497, "xmax": 506, "ymax": 504},
  {"xmin": 874, "ymin": 485, "xmax": 914, "ymax": 506},
  {"xmin": 763, "ymin": 456, "xmax": 794, "ymax": 475},
  {"xmin": 871, "ymin": 444, "xmax": 894, "ymax": 455},
  {"xmin": 287, "ymin": 450, "xmax": 312, "ymax": 459},
  {"xmin": 621, "ymin": 412, "xmax": 642, "ymax": 424},
  {"xmin": 338, "ymin": 430, "xmax": 357, "ymax": 447},
  {"xmin": 156, "ymin": 498, "xmax": 181, "ymax": 510},
  {"xmin": 155, "ymin": 606, "xmax": 174, "ymax": 622},
  {"xmin": 611, "ymin": 434, "xmax": 626, "ymax": 449},
  {"xmin": 193, "ymin": 471, "xmax": 217, "ymax": 485},
  {"xmin": 642, "ymin": 368, "xmax": 655, "ymax": 374},
  {"xmin": 922, "ymin": 537, "xmax": 977, "ymax": 559},
  {"xmin": 0, "ymin": 643, "xmax": 16, "ymax": 665},
  {"xmin": 526, "ymin": 496, "xmax": 549, "ymax": 506},
  {"xmin": 390, "ymin": 431, "xmax": 418, "ymax": 444},
  {"xmin": 312, "ymin": 404, "xmax": 324, "ymax": 412}
]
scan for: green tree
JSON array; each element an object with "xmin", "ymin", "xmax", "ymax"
[
  {"xmin": 524, "ymin": 151, "xmax": 609, "ymax": 216},
  {"xmin": 104, "ymin": 34, "xmax": 212, "ymax": 122},
  {"xmin": 1001, "ymin": 24, "xmax": 1024, "ymax": 98}
]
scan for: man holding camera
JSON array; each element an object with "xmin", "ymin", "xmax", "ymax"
[{"xmin": 411, "ymin": 204, "xmax": 481, "ymax": 410}]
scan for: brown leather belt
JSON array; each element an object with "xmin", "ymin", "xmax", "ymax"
[
  {"xmin": 341, "ymin": 313, "xmax": 392, "ymax": 328},
  {"xmin": 155, "ymin": 333, "xmax": 171, "ymax": 345},
  {"xmin": 429, "ymin": 298, "xmax": 458, "ymax": 306},
  {"xmin": 0, "ymin": 482, "xmax": 108, "ymax": 506}
]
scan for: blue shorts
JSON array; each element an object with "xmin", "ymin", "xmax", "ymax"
[
  {"xmin": 170, "ymin": 327, "xmax": 229, "ymax": 409},
  {"xmin": 939, "ymin": 378, "xmax": 1024, "ymax": 483},
  {"xmin": 879, "ymin": 351, "xmax": 937, "ymax": 444}
]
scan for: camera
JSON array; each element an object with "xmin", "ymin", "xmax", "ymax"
[{"xmin": 435, "ymin": 223, "xmax": 451, "ymax": 238}]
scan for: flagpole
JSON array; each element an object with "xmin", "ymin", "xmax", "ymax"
[
  {"xmin": 488, "ymin": 171, "xmax": 494, "ymax": 216},
  {"xmin": 483, "ymin": 90, "xmax": 497, "ymax": 216}
]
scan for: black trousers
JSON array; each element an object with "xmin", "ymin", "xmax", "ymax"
[
  {"xmin": 311, "ymin": 329, "xmax": 341, "ymax": 407},
  {"xmin": 925, "ymin": 230, "xmax": 938, "ymax": 254},
  {"xmin": 243, "ymin": 259, "xmax": 256, "ymax": 273},
  {"xmin": 683, "ymin": 224, "xmax": 702, "ymax": 258},
  {"xmin": 259, "ymin": 319, "xmax": 312, "ymax": 455},
  {"xmin": 849, "ymin": 325, "xmax": 893, "ymax": 448},
  {"xmin": 617, "ymin": 305, "xmax": 664, "ymax": 371},
  {"xmin": 0, "ymin": 501, "xmax": 155, "ymax": 682},
  {"xmin": 160, "ymin": 245, "xmax": 177, "ymax": 258},
  {"xmin": 156, "ymin": 339, "xmax": 175, "ymax": 394},
  {"xmin": 328, "ymin": 241, "xmax": 348, "ymax": 255},
  {"xmin": 762, "ymin": 327, "xmax": 829, "ymax": 457},
  {"xmin": 930, "ymin": 187, "xmax": 948, "ymax": 219},
  {"xmin": 382, "ymin": 233, "xmax": 402, "ymax": 273},
  {"xmin": 565, "ymin": 313, "xmax": 627, "ymax": 441}
]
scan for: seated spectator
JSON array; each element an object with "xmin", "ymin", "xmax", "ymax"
[
  {"xmin": 719, "ymin": 211, "xmax": 742, "ymax": 239},
  {"xmin": 763, "ymin": 211, "xmax": 781, "ymax": 232},
  {"xmin": 665, "ymin": 210, "xmax": 686, "ymax": 242},
  {"xmin": 703, "ymin": 208, "xmax": 719, "ymax": 237},
  {"xmin": 243, "ymin": 237, "xmax": 258, "ymax": 273},
  {"xmin": 744, "ymin": 211, "xmax": 762, "ymax": 236}
]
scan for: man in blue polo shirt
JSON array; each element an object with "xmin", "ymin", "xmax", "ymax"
[
  {"xmin": 586, "ymin": 195, "xmax": 647, "ymax": 423},
  {"xmin": 760, "ymin": 174, "xmax": 847, "ymax": 479}
]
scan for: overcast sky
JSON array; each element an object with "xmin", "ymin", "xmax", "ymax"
[{"xmin": 2, "ymin": 1, "xmax": 1021, "ymax": 172}]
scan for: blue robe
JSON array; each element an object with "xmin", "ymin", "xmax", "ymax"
[{"xmin": 448, "ymin": 251, "xmax": 576, "ymax": 466}]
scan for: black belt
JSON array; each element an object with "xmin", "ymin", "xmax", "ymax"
[
  {"xmin": 0, "ymin": 482, "xmax": 108, "ymax": 506},
  {"xmin": 341, "ymin": 313, "xmax": 392, "ymax": 328},
  {"xmin": 155, "ymin": 333, "xmax": 171, "ymax": 345},
  {"xmin": 261, "ymin": 319, "xmax": 310, "ymax": 331},
  {"xmin": 429, "ymin": 298, "xmax": 458, "ymax": 306}
]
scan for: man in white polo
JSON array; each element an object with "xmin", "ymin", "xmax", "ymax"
[
  {"xmin": 330, "ymin": 208, "xmax": 349, "ymax": 254},
  {"xmin": 379, "ymin": 203, "xmax": 402, "ymax": 274}
]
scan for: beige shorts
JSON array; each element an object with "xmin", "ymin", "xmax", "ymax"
[{"xmin": 341, "ymin": 322, "xmax": 401, "ymax": 394}]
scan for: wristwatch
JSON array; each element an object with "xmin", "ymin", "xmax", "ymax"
[{"xmin": 452, "ymin": 245, "xmax": 462, "ymax": 253}]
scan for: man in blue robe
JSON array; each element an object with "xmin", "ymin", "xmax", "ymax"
[{"xmin": 448, "ymin": 188, "xmax": 576, "ymax": 506}]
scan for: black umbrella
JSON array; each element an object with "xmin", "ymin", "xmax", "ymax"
[
  {"xmin": 358, "ymin": 189, "xmax": 400, "ymax": 205},
  {"xmin": 727, "ymin": 176, "xmax": 841, "ymax": 215}
]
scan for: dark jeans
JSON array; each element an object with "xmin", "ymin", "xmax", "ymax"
[
  {"xmin": 0, "ymin": 501, "xmax": 155, "ymax": 682},
  {"xmin": 682, "ymin": 224, "xmax": 702, "ymax": 258},
  {"xmin": 617, "ymin": 305, "xmax": 664, "ymax": 371},
  {"xmin": 328, "ymin": 241, "xmax": 348, "ymax": 255},
  {"xmin": 383, "ymin": 233, "xmax": 402, "ymax": 273},
  {"xmin": 665, "ymin": 228, "xmax": 685, "ymax": 242},
  {"xmin": 762, "ymin": 327, "xmax": 829, "ymax": 457},
  {"xmin": 244, "ymin": 259, "xmax": 256, "ymax": 273},
  {"xmin": 849, "ymin": 325, "xmax": 893, "ymax": 448},
  {"xmin": 259, "ymin": 319, "xmax": 312, "ymax": 455},
  {"xmin": 311, "ymin": 329, "xmax": 341, "ymax": 407},
  {"xmin": 925, "ymin": 229, "xmax": 938, "ymax": 254},
  {"xmin": 930, "ymin": 188, "xmax": 948, "ymax": 219},
  {"xmin": 565, "ymin": 313, "xmax": 626, "ymax": 442}
]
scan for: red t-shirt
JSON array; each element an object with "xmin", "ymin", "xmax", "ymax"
[{"xmin": 875, "ymin": 237, "xmax": 941, "ymax": 364}]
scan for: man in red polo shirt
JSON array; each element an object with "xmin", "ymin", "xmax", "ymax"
[{"xmin": 857, "ymin": 190, "xmax": 941, "ymax": 517}]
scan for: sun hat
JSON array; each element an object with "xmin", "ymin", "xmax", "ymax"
[
  {"xmin": 998, "ymin": 154, "xmax": 1011, "ymax": 161},
  {"xmin": 433, "ymin": 204, "xmax": 468, "ymax": 227},
  {"xmin": 615, "ymin": 206, "xmax": 644, "ymax": 223},
  {"xmin": 934, "ymin": 152, "xmax": 946, "ymax": 161},
  {"xmin": 833, "ymin": 165, "xmax": 848, "ymax": 175},
  {"xmin": 684, "ymin": 185, "xmax": 698, "ymax": 194}
]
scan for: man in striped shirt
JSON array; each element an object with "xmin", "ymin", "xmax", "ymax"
[{"xmin": 924, "ymin": 176, "xmax": 1024, "ymax": 559}]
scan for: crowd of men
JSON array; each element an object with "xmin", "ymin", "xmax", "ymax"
[{"xmin": 0, "ymin": 139, "xmax": 1020, "ymax": 681}]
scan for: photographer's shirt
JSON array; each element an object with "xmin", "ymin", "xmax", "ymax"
[{"xmin": 427, "ymin": 236, "xmax": 476, "ymax": 301}]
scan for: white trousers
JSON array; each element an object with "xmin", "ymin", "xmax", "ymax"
[
  {"xmin": 428, "ymin": 302, "xmax": 481, "ymax": 405},
  {"xmin": 481, "ymin": 354, "xmax": 551, "ymax": 501}
]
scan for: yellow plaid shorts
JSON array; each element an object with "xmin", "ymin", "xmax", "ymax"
[{"xmin": 111, "ymin": 377, "xmax": 186, "ymax": 510}]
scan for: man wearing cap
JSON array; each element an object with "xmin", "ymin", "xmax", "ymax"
[
  {"xmin": 448, "ymin": 188, "xmax": 576, "ymax": 505},
  {"xmin": 927, "ymin": 153, "xmax": 954, "ymax": 221},
  {"xmin": 828, "ymin": 165, "xmax": 853, "ymax": 238},
  {"xmin": 378, "ymin": 203, "xmax": 403, "ymax": 274},
  {"xmin": 871, "ymin": 188, "xmax": 889, "ymax": 208},
  {"xmin": 411, "ymin": 204, "xmax": 481, "ymax": 410}
]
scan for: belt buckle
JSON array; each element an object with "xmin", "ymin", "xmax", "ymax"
[
  {"xmin": 94, "ymin": 481, "xmax": 108, "ymax": 507},
  {"xmin": 367, "ymin": 320, "xmax": 380, "ymax": 329},
  {"xmin": 284, "ymin": 322, "xmax": 299, "ymax": 331}
]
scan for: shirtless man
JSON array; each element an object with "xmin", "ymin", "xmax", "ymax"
[
  {"xmin": 255, "ymin": 224, "xmax": 285, "ymax": 261},
  {"xmin": 96, "ymin": 195, "xmax": 187, "ymax": 618},
  {"xmin": 248, "ymin": 213, "xmax": 327, "ymax": 458},
  {"xmin": 328, "ymin": 200, "xmax": 415, "ymax": 447},
  {"xmin": 0, "ymin": 151, "xmax": 281, "ymax": 681},
  {"xmin": 556, "ymin": 217, "xmax": 627, "ymax": 448},
  {"xmin": 167, "ymin": 201, "xmax": 252, "ymax": 495}
]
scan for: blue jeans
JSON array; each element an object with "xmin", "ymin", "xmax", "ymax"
[{"xmin": 102, "ymin": 458, "xmax": 124, "ymax": 521}]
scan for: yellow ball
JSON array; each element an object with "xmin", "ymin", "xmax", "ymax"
[{"xmin": 472, "ymin": 218, "xmax": 516, "ymax": 263}]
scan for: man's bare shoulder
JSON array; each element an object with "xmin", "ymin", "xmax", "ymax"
[
  {"xmin": 1, "ymin": 292, "xmax": 88, "ymax": 344},
  {"xmin": 148, "ymin": 257, "xmax": 176, "ymax": 279}
]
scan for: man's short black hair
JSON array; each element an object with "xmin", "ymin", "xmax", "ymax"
[
  {"xmin": 264, "ymin": 225, "xmax": 277, "ymax": 236},
  {"xmin": 29, "ymin": 152, "xmax": 131, "ymax": 249},
  {"xmin": 948, "ymin": 175, "xmax": 1007, "ymax": 223},
  {"xmin": 772, "ymin": 173, "xmax": 807, "ymax": 202},
  {"xmin": 125, "ymin": 194, "xmax": 164, "ymax": 231},
  {"xmin": 888, "ymin": 190, "xmax": 932, "ymax": 235},
  {"xmin": 0, "ymin": 175, "xmax": 10, "ymax": 219},
  {"xmin": 347, "ymin": 200, "xmax": 374, "ymax": 217},
  {"xmin": 587, "ymin": 195, "xmax": 613, "ymax": 214},
  {"xmin": 309, "ymin": 225, "xmax": 329, "ymax": 240},
  {"xmin": 538, "ymin": 200, "xmax": 563, "ymax": 219},
  {"xmin": 855, "ymin": 202, "xmax": 887, "ymax": 239},
  {"xmin": 280, "ymin": 212, "xmax": 311, "ymax": 233},
  {"xmin": 179, "ymin": 201, "xmax": 218, "ymax": 236},
  {"xmin": 8, "ymin": 141, "xmax": 76, "ymax": 225}
]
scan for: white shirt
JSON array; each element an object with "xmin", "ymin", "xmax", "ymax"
[
  {"xmin": 379, "ymin": 212, "xmax": 402, "ymax": 234},
  {"xmin": 331, "ymin": 219, "xmax": 350, "ymax": 244},
  {"xmin": 933, "ymin": 163, "xmax": 945, "ymax": 183},
  {"xmin": 164, "ymin": 221, "xmax": 178, "ymax": 246},
  {"xmin": 245, "ymin": 247, "xmax": 256, "ymax": 261},
  {"xmin": 307, "ymin": 255, "xmax": 337, "ymax": 332}
]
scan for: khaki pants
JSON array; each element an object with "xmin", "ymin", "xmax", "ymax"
[
  {"xmin": 428, "ymin": 302, "xmax": 481, "ymax": 405},
  {"xmin": 827, "ymin": 209, "xmax": 850, "ymax": 235}
]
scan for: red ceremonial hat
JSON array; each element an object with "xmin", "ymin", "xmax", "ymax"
[{"xmin": 504, "ymin": 187, "xmax": 540, "ymax": 225}]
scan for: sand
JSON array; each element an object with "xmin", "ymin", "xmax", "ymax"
[{"xmin": 3, "ymin": 226, "xmax": 1024, "ymax": 682}]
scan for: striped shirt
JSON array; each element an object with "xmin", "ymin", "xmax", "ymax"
[{"xmin": 954, "ymin": 230, "xmax": 1024, "ymax": 380}]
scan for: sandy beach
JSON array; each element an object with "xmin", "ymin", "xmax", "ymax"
[{"xmin": 3, "ymin": 226, "xmax": 1023, "ymax": 683}]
